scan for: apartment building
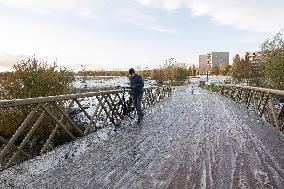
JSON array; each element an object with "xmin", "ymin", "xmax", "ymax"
[
  {"xmin": 207, "ymin": 52, "xmax": 229, "ymax": 68},
  {"xmin": 199, "ymin": 55, "xmax": 208, "ymax": 75}
]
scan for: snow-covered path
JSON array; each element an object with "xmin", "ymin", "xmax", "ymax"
[{"xmin": 1, "ymin": 85, "xmax": 284, "ymax": 189}]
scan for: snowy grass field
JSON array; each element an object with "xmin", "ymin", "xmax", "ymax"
[
  {"xmin": 71, "ymin": 76, "xmax": 157, "ymax": 93},
  {"xmin": 190, "ymin": 75, "xmax": 232, "ymax": 85}
]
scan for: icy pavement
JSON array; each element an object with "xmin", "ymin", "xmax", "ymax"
[{"xmin": 1, "ymin": 85, "xmax": 284, "ymax": 189}]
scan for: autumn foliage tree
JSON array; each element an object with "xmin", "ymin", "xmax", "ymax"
[
  {"xmin": 1, "ymin": 57, "xmax": 74, "ymax": 99},
  {"xmin": 0, "ymin": 57, "xmax": 74, "ymax": 138},
  {"xmin": 260, "ymin": 32, "xmax": 284, "ymax": 90},
  {"xmin": 149, "ymin": 58, "xmax": 189, "ymax": 85},
  {"xmin": 231, "ymin": 31, "xmax": 284, "ymax": 89},
  {"xmin": 223, "ymin": 65, "xmax": 232, "ymax": 76},
  {"xmin": 211, "ymin": 65, "xmax": 220, "ymax": 76}
]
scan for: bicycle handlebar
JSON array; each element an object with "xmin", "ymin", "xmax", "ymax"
[{"xmin": 115, "ymin": 86, "xmax": 132, "ymax": 90}]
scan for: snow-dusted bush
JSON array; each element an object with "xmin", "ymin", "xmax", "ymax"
[{"xmin": 0, "ymin": 57, "xmax": 74, "ymax": 139}]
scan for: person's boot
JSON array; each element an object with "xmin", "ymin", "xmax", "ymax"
[{"xmin": 137, "ymin": 115, "xmax": 143, "ymax": 124}]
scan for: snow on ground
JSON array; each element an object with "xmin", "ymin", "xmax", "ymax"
[
  {"xmin": 191, "ymin": 75, "xmax": 231, "ymax": 85},
  {"xmin": 72, "ymin": 76, "xmax": 156, "ymax": 90},
  {"xmin": 0, "ymin": 85, "xmax": 284, "ymax": 188},
  {"xmin": 70, "ymin": 76, "xmax": 156, "ymax": 127}
]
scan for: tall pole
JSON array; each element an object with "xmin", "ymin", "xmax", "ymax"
[
  {"xmin": 206, "ymin": 70, "xmax": 209, "ymax": 82},
  {"xmin": 206, "ymin": 62, "xmax": 210, "ymax": 82},
  {"xmin": 206, "ymin": 53, "xmax": 211, "ymax": 82}
]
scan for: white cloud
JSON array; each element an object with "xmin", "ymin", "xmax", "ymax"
[
  {"xmin": 1, "ymin": 0, "xmax": 281, "ymax": 71},
  {"xmin": 136, "ymin": 0, "xmax": 184, "ymax": 10},
  {"xmin": 0, "ymin": 53, "xmax": 29, "ymax": 71},
  {"xmin": 0, "ymin": 0, "xmax": 92, "ymax": 16},
  {"xmin": 0, "ymin": 0, "xmax": 175, "ymax": 34},
  {"xmin": 149, "ymin": 26, "xmax": 177, "ymax": 34},
  {"xmin": 1, "ymin": 0, "xmax": 283, "ymax": 32},
  {"xmin": 113, "ymin": 8, "xmax": 177, "ymax": 33},
  {"xmin": 135, "ymin": 0, "xmax": 284, "ymax": 32}
]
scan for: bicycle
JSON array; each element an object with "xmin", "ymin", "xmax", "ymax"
[{"xmin": 111, "ymin": 86, "xmax": 136, "ymax": 127}]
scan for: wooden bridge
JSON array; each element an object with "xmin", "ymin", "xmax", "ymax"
[
  {"xmin": 0, "ymin": 86, "xmax": 172, "ymax": 169},
  {"xmin": 0, "ymin": 84, "xmax": 283, "ymax": 188}
]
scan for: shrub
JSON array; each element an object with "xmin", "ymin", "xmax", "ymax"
[
  {"xmin": 201, "ymin": 84, "xmax": 220, "ymax": 92},
  {"xmin": 0, "ymin": 57, "xmax": 74, "ymax": 139},
  {"xmin": 260, "ymin": 32, "xmax": 284, "ymax": 90},
  {"xmin": 150, "ymin": 59, "xmax": 189, "ymax": 85},
  {"xmin": 0, "ymin": 57, "xmax": 74, "ymax": 100},
  {"xmin": 231, "ymin": 31, "xmax": 284, "ymax": 89},
  {"xmin": 171, "ymin": 64, "xmax": 189, "ymax": 85},
  {"xmin": 150, "ymin": 69, "xmax": 164, "ymax": 85}
]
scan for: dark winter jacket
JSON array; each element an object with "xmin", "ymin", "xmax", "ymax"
[{"xmin": 130, "ymin": 74, "xmax": 144, "ymax": 96}]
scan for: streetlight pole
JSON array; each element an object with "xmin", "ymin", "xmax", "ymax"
[
  {"xmin": 206, "ymin": 62, "xmax": 210, "ymax": 82},
  {"xmin": 206, "ymin": 53, "xmax": 211, "ymax": 82},
  {"xmin": 206, "ymin": 70, "xmax": 209, "ymax": 82}
]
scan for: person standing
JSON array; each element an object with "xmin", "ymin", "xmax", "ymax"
[{"xmin": 129, "ymin": 68, "xmax": 144, "ymax": 124}]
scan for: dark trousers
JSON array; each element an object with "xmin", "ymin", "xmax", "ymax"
[{"xmin": 133, "ymin": 94, "xmax": 143, "ymax": 120}]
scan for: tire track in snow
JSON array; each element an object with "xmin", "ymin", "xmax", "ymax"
[{"xmin": 0, "ymin": 85, "xmax": 283, "ymax": 189}]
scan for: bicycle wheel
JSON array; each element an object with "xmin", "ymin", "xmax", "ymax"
[
  {"xmin": 128, "ymin": 100, "xmax": 136, "ymax": 119},
  {"xmin": 111, "ymin": 101, "xmax": 124, "ymax": 126}
]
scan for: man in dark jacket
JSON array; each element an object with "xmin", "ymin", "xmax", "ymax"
[{"xmin": 129, "ymin": 68, "xmax": 144, "ymax": 124}]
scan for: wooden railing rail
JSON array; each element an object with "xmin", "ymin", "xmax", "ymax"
[
  {"xmin": 0, "ymin": 86, "xmax": 172, "ymax": 170},
  {"xmin": 219, "ymin": 84, "xmax": 284, "ymax": 131}
]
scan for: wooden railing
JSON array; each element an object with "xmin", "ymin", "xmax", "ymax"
[
  {"xmin": 220, "ymin": 84, "xmax": 284, "ymax": 131},
  {"xmin": 0, "ymin": 86, "xmax": 172, "ymax": 170}
]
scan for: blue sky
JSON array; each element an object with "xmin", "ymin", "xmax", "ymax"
[{"xmin": 0, "ymin": 0, "xmax": 283, "ymax": 71}]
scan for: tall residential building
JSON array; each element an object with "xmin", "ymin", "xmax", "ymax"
[
  {"xmin": 207, "ymin": 52, "xmax": 229, "ymax": 68},
  {"xmin": 199, "ymin": 55, "xmax": 208, "ymax": 75},
  {"xmin": 245, "ymin": 51, "xmax": 261, "ymax": 68}
]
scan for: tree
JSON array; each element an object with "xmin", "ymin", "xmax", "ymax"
[
  {"xmin": 188, "ymin": 66, "xmax": 193, "ymax": 76},
  {"xmin": 223, "ymin": 65, "xmax": 232, "ymax": 76},
  {"xmin": 150, "ymin": 68, "xmax": 164, "ymax": 84},
  {"xmin": 0, "ymin": 57, "xmax": 75, "ymax": 137},
  {"xmin": 230, "ymin": 32, "xmax": 284, "ymax": 89},
  {"xmin": 260, "ymin": 32, "xmax": 284, "ymax": 90},
  {"xmin": 211, "ymin": 65, "xmax": 220, "ymax": 75},
  {"xmin": 192, "ymin": 65, "xmax": 197, "ymax": 76},
  {"xmin": 231, "ymin": 54, "xmax": 242, "ymax": 82},
  {"xmin": 1, "ymin": 57, "xmax": 74, "ymax": 99},
  {"xmin": 218, "ymin": 63, "xmax": 226, "ymax": 75},
  {"xmin": 149, "ymin": 58, "xmax": 189, "ymax": 85},
  {"xmin": 171, "ymin": 63, "xmax": 189, "ymax": 84}
]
